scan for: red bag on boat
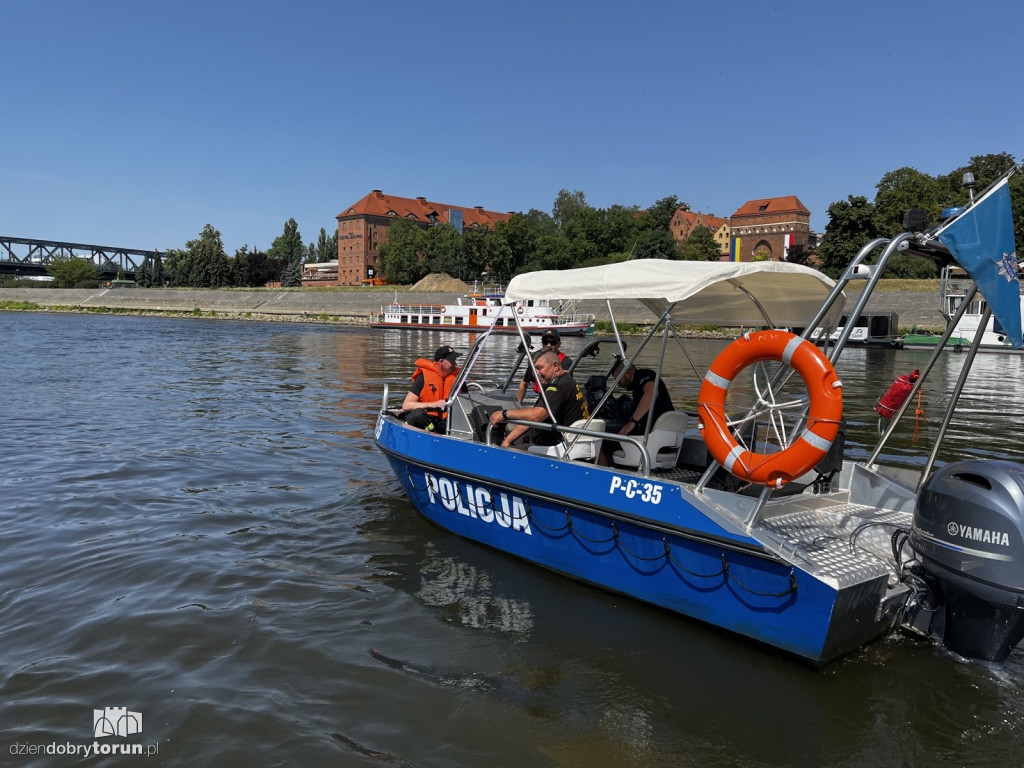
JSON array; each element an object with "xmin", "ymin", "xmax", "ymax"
[{"xmin": 875, "ymin": 369, "xmax": 920, "ymax": 418}]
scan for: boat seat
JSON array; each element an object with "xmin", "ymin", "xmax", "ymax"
[
  {"xmin": 611, "ymin": 411, "xmax": 689, "ymax": 470},
  {"xmin": 527, "ymin": 418, "xmax": 606, "ymax": 462}
]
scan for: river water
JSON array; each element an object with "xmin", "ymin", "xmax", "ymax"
[{"xmin": 3, "ymin": 311, "xmax": 1023, "ymax": 768}]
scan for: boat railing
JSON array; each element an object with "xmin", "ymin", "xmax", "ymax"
[
  {"xmin": 484, "ymin": 419, "xmax": 653, "ymax": 474},
  {"xmin": 379, "ymin": 382, "xmax": 656, "ymax": 472},
  {"xmin": 382, "ymin": 303, "xmax": 443, "ymax": 314},
  {"xmin": 557, "ymin": 311, "xmax": 597, "ymax": 324}
]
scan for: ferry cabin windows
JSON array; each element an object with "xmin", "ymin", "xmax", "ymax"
[{"xmin": 948, "ymin": 296, "xmax": 986, "ymax": 316}]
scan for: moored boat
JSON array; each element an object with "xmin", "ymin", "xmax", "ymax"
[
  {"xmin": 374, "ymin": 173, "xmax": 1024, "ymax": 665},
  {"xmin": 809, "ymin": 311, "xmax": 904, "ymax": 349},
  {"xmin": 370, "ymin": 292, "xmax": 595, "ymax": 335},
  {"xmin": 902, "ymin": 264, "xmax": 1024, "ymax": 352}
]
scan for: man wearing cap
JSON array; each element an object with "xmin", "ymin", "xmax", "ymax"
[
  {"xmin": 597, "ymin": 360, "xmax": 675, "ymax": 465},
  {"xmin": 403, "ymin": 345, "xmax": 462, "ymax": 433},
  {"xmin": 517, "ymin": 329, "xmax": 572, "ymax": 403},
  {"xmin": 491, "ymin": 348, "xmax": 588, "ymax": 448}
]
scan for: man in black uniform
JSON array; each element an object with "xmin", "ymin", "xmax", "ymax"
[
  {"xmin": 490, "ymin": 348, "xmax": 588, "ymax": 448},
  {"xmin": 517, "ymin": 329, "xmax": 571, "ymax": 403},
  {"xmin": 597, "ymin": 360, "xmax": 675, "ymax": 465}
]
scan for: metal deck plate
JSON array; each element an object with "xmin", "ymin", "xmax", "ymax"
[
  {"xmin": 758, "ymin": 501, "xmax": 913, "ymax": 589},
  {"xmin": 652, "ymin": 467, "xmax": 703, "ymax": 484}
]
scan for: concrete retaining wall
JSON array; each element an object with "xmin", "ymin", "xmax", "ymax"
[{"xmin": 0, "ymin": 285, "xmax": 947, "ymax": 329}]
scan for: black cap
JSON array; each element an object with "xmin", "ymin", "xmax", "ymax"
[
  {"xmin": 434, "ymin": 345, "xmax": 462, "ymax": 363},
  {"xmin": 541, "ymin": 329, "xmax": 561, "ymax": 343}
]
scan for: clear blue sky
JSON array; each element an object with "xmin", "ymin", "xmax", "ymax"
[{"xmin": 2, "ymin": 0, "xmax": 1022, "ymax": 255}]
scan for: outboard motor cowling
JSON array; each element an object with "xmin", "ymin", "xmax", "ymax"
[{"xmin": 912, "ymin": 460, "xmax": 1024, "ymax": 662}]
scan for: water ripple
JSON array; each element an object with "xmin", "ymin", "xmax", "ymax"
[{"xmin": 2, "ymin": 313, "xmax": 1022, "ymax": 767}]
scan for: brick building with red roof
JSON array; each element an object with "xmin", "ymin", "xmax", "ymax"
[
  {"xmin": 333, "ymin": 190, "xmax": 512, "ymax": 286},
  {"xmin": 728, "ymin": 195, "xmax": 811, "ymax": 262},
  {"xmin": 670, "ymin": 207, "xmax": 732, "ymax": 256}
]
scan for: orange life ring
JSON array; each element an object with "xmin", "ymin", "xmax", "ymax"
[
  {"xmin": 697, "ymin": 330, "xmax": 843, "ymax": 488},
  {"xmin": 517, "ymin": 306, "xmax": 524, "ymax": 315},
  {"xmin": 440, "ymin": 305, "xmax": 446, "ymax": 313}
]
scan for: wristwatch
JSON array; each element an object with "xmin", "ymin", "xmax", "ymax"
[{"xmin": 501, "ymin": 409, "xmax": 509, "ymax": 421}]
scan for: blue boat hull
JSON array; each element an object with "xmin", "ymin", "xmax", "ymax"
[{"xmin": 376, "ymin": 416, "xmax": 893, "ymax": 663}]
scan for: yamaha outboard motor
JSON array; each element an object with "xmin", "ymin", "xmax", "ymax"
[{"xmin": 911, "ymin": 460, "xmax": 1024, "ymax": 662}]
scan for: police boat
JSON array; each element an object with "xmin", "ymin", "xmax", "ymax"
[{"xmin": 374, "ymin": 181, "xmax": 1024, "ymax": 665}]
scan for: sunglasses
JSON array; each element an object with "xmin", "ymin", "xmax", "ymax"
[{"xmin": 542, "ymin": 338, "xmax": 558, "ymax": 345}]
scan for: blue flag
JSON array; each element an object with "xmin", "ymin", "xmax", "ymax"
[{"xmin": 937, "ymin": 178, "xmax": 1021, "ymax": 348}]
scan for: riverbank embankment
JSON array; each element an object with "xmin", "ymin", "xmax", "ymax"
[{"xmin": 0, "ymin": 284, "xmax": 946, "ymax": 330}]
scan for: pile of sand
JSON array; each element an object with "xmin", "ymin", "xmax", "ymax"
[{"xmin": 410, "ymin": 273, "xmax": 472, "ymax": 293}]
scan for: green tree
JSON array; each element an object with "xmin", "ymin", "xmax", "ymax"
[
  {"xmin": 520, "ymin": 208, "xmax": 559, "ymax": 236},
  {"xmin": 637, "ymin": 195, "xmax": 681, "ymax": 231},
  {"xmin": 280, "ymin": 260, "xmax": 303, "ymax": 287},
  {"xmin": 314, "ymin": 227, "xmax": 338, "ymax": 263},
  {"xmin": 632, "ymin": 226, "xmax": 677, "ymax": 260},
  {"xmin": 161, "ymin": 248, "xmax": 188, "ymax": 286},
  {"xmin": 461, "ymin": 226, "xmax": 494, "ymax": 283},
  {"xmin": 45, "ymin": 256, "xmax": 101, "ymax": 288},
  {"xmin": 680, "ymin": 225, "xmax": 721, "ymax": 261},
  {"xmin": 529, "ymin": 229, "xmax": 572, "ymax": 272},
  {"xmin": 563, "ymin": 206, "xmax": 606, "ymax": 267},
  {"xmin": 939, "ymin": 153, "xmax": 1023, "ymax": 248},
  {"xmin": 939, "ymin": 152, "xmax": 1018, "ymax": 205},
  {"xmin": 378, "ymin": 219, "xmax": 427, "ymax": 284},
  {"xmin": 230, "ymin": 246, "xmax": 274, "ymax": 287},
  {"xmin": 268, "ymin": 218, "xmax": 305, "ymax": 264},
  {"xmin": 135, "ymin": 254, "xmax": 167, "ymax": 287},
  {"xmin": 170, "ymin": 224, "xmax": 230, "ymax": 287},
  {"xmin": 784, "ymin": 243, "xmax": 813, "ymax": 267},
  {"xmin": 884, "ymin": 252, "xmax": 938, "ymax": 279},
  {"xmin": 552, "ymin": 189, "xmax": 588, "ymax": 229},
  {"xmin": 874, "ymin": 167, "xmax": 942, "ymax": 236},
  {"xmin": 817, "ymin": 196, "xmax": 880, "ymax": 278},
  {"xmin": 489, "ymin": 215, "xmax": 538, "ymax": 281},
  {"xmin": 1011, "ymin": 173, "xmax": 1024, "ymax": 255},
  {"xmin": 632, "ymin": 195, "xmax": 683, "ymax": 260},
  {"xmin": 422, "ymin": 224, "xmax": 467, "ymax": 277},
  {"xmin": 603, "ymin": 204, "xmax": 641, "ymax": 256}
]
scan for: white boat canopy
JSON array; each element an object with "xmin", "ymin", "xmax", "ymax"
[{"xmin": 505, "ymin": 259, "xmax": 844, "ymax": 329}]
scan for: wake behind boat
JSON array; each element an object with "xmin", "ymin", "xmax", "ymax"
[
  {"xmin": 370, "ymin": 291, "xmax": 595, "ymax": 335},
  {"xmin": 374, "ymin": 174, "xmax": 1024, "ymax": 665}
]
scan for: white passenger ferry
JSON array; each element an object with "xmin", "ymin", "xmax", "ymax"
[
  {"xmin": 369, "ymin": 292, "xmax": 595, "ymax": 335},
  {"xmin": 903, "ymin": 265, "xmax": 1024, "ymax": 352}
]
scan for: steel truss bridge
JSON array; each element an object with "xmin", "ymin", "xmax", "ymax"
[{"xmin": 0, "ymin": 236, "xmax": 161, "ymax": 278}]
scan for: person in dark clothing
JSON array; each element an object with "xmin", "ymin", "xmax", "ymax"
[
  {"xmin": 491, "ymin": 348, "xmax": 588, "ymax": 447},
  {"xmin": 403, "ymin": 345, "xmax": 462, "ymax": 433},
  {"xmin": 517, "ymin": 328, "xmax": 572, "ymax": 403},
  {"xmin": 597, "ymin": 361, "xmax": 675, "ymax": 465}
]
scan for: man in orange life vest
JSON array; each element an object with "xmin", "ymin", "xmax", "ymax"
[{"xmin": 403, "ymin": 345, "xmax": 462, "ymax": 433}]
